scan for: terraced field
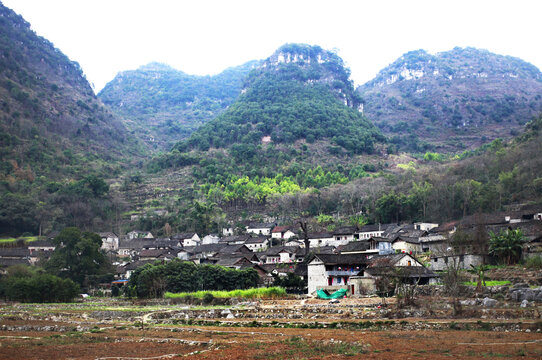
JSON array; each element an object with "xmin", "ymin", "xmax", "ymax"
[{"xmin": 0, "ymin": 297, "xmax": 540, "ymax": 359}]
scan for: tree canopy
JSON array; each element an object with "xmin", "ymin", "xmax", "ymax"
[{"xmin": 45, "ymin": 227, "xmax": 110, "ymax": 286}]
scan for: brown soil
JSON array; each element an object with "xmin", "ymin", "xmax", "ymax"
[
  {"xmin": 1, "ymin": 298, "xmax": 541, "ymax": 359},
  {"xmin": 0, "ymin": 326, "xmax": 541, "ymax": 360}
]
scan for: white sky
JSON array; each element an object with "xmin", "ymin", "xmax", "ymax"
[{"xmin": 3, "ymin": 0, "xmax": 542, "ymax": 93}]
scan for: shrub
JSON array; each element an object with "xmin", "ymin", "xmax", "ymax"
[
  {"xmin": 0, "ymin": 271, "xmax": 79, "ymax": 303},
  {"xmin": 524, "ymin": 256, "xmax": 542, "ymax": 269}
]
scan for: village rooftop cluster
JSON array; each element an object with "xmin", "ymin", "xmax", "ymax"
[{"xmin": 1, "ymin": 209, "xmax": 541, "ymax": 296}]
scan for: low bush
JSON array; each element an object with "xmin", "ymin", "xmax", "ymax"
[
  {"xmin": 0, "ymin": 270, "xmax": 79, "ymax": 303},
  {"xmin": 524, "ymin": 256, "xmax": 542, "ymax": 269}
]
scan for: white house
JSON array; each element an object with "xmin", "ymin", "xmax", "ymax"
[
  {"xmin": 271, "ymin": 226, "xmax": 297, "ymax": 240},
  {"xmin": 262, "ymin": 246, "xmax": 298, "ymax": 264},
  {"xmin": 332, "ymin": 227, "xmax": 358, "ymax": 244},
  {"xmin": 285, "ymin": 239, "xmax": 304, "ymax": 248},
  {"xmin": 222, "ymin": 226, "xmax": 234, "ymax": 236},
  {"xmin": 246, "ymin": 223, "xmax": 275, "ymax": 236},
  {"xmin": 244, "ymin": 236, "xmax": 270, "ymax": 251},
  {"xmin": 413, "ymin": 222, "xmax": 439, "ymax": 231},
  {"xmin": 27, "ymin": 239, "xmax": 55, "ymax": 255},
  {"xmin": 355, "ymin": 224, "xmax": 385, "ymax": 240},
  {"xmin": 173, "ymin": 233, "xmax": 201, "ymax": 247},
  {"xmin": 308, "ymin": 232, "xmax": 335, "ymax": 248},
  {"xmin": 202, "ymin": 234, "xmax": 220, "ymax": 245},
  {"xmin": 307, "ymin": 253, "xmax": 369, "ymax": 294},
  {"xmin": 308, "ymin": 253, "xmax": 435, "ymax": 295},
  {"xmin": 99, "ymin": 232, "xmax": 119, "ymax": 251},
  {"xmin": 127, "ymin": 230, "xmax": 153, "ymax": 239}
]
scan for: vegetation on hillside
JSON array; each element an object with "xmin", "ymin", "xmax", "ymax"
[
  {"xmin": 99, "ymin": 60, "xmax": 260, "ymax": 150},
  {"xmin": 173, "ymin": 44, "xmax": 383, "ymax": 155},
  {"xmin": 358, "ymin": 47, "xmax": 542, "ymax": 152},
  {"xmin": 126, "ymin": 47, "xmax": 542, "ymax": 237},
  {"xmin": 0, "ymin": 4, "xmax": 142, "ymax": 235}
]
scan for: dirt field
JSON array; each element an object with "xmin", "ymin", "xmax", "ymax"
[{"xmin": 0, "ymin": 297, "xmax": 541, "ymax": 359}]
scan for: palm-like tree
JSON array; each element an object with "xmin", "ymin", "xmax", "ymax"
[{"xmin": 489, "ymin": 229, "xmax": 524, "ymax": 265}]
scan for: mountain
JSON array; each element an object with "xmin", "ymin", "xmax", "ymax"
[
  {"xmin": 0, "ymin": 3, "xmax": 140, "ymax": 235},
  {"xmin": 133, "ymin": 44, "xmax": 386, "ymax": 232},
  {"xmin": 98, "ymin": 60, "xmax": 260, "ymax": 150},
  {"xmin": 173, "ymin": 43, "xmax": 384, "ymax": 155},
  {"xmin": 357, "ymin": 47, "xmax": 542, "ymax": 152}
]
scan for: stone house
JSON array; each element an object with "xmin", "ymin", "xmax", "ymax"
[
  {"xmin": 391, "ymin": 236, "xmax": 422, "ymax": 254},
  {"xmin": 98, "ymin": 232, "xmax": 119, "ymax": 251},
  {"xmin": 308, "ymin": 252, "xmax": 435, "ymax": 295}
]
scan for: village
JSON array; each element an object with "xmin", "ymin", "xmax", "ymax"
[
  {"xmin": 1, "ymin": 209, "xmax": 542, "ymax": 359},
  {"xmin": 2, "ymin": 208, "xmax": 541, "ymax": 298}
]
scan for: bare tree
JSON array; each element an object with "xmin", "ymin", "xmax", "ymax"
[{"xmin": 441, "ymin": 255, "xmax": 466, "ymax": 316}]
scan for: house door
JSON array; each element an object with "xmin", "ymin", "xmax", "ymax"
[
  {"xmin": 350, "ymin": 284, "xmax": 355, "ymax": 295},
  {"xmin": 328, "ymin": 277, "xmax": 333, "ymax": 286}
]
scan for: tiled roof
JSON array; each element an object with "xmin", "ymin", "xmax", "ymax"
[
  {"xmin": 366, "ymin": 265, "xmax": 437, "ymax": 278},
  {"xmin": 0, "ymin": 248, "xmax": 30, "ymax": 257},
  {"xmin": 0, "ymin": 258, "xmax": 31, "ymax": 267},
  {"xmin": 311, "ymin": 253, "xmax": 371, "ymax": 265},
  {"xmin": 338, "ymin": 241, "xmax": 368, "ymax": 253},
  {"xmin": 272, "ymin": 225, "xmax": 293, "ymax": 233},
  {"xmin": 245, "ymin": 236, "xmax": 269, "ymax": 244}
]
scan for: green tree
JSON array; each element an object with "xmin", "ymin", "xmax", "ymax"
[
  {"xmin": 45, "ymin": 227, "xmax": 110, "ymax": 286},
  {"xmin": 0, "ymin": 265, "xmax": 79, "ymax": 303},
  {"xmin": 489, "ymin": 229, "xmax": 524, "ymax": 265},
  {"xmin": 375, "ymin": 191, "xmax": 407, "ymax": 223},
  {"xmin": 410, "ymin": 181, "xmax": 433, "ymax": 220}
]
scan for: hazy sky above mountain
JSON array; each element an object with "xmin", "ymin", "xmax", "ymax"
[{"xmin": 4, "ymin": 0, "xmax": 541, "ymax": 92}]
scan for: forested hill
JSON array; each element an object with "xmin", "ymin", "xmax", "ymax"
[
  {"xmin": 358, "ymin": 47, "xmax": 542, "ymax": 153},
  {"xmin": 138, "ymin": 44, "xmax": 387, "ymax": 234},
  {"xmin": 0, "ymin": 3, "xmax": 141, "ymax": 178},
  {"xmin": 98, "ymin": 60, "xmax": 260, "ymax": 151},
  {"xmin": 173, "ymin": 43, "xmax": 384, "ymax": 155},
  {"xmin": 0, "ymin": 3, "xmax": 140, "ymax": 235}
]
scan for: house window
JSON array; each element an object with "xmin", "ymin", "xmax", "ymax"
[
  {"xmin": 433, "ymin": 258, "xmax": 438, "ymax": 263},
  {"xmin": 407, "ymin": 260, "xmax": 411, "ymax": 266}
]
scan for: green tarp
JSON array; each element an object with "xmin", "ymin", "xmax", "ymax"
[{"xmin": 316, "ymin": 288, "xmax": 348, "ymax": 299}]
